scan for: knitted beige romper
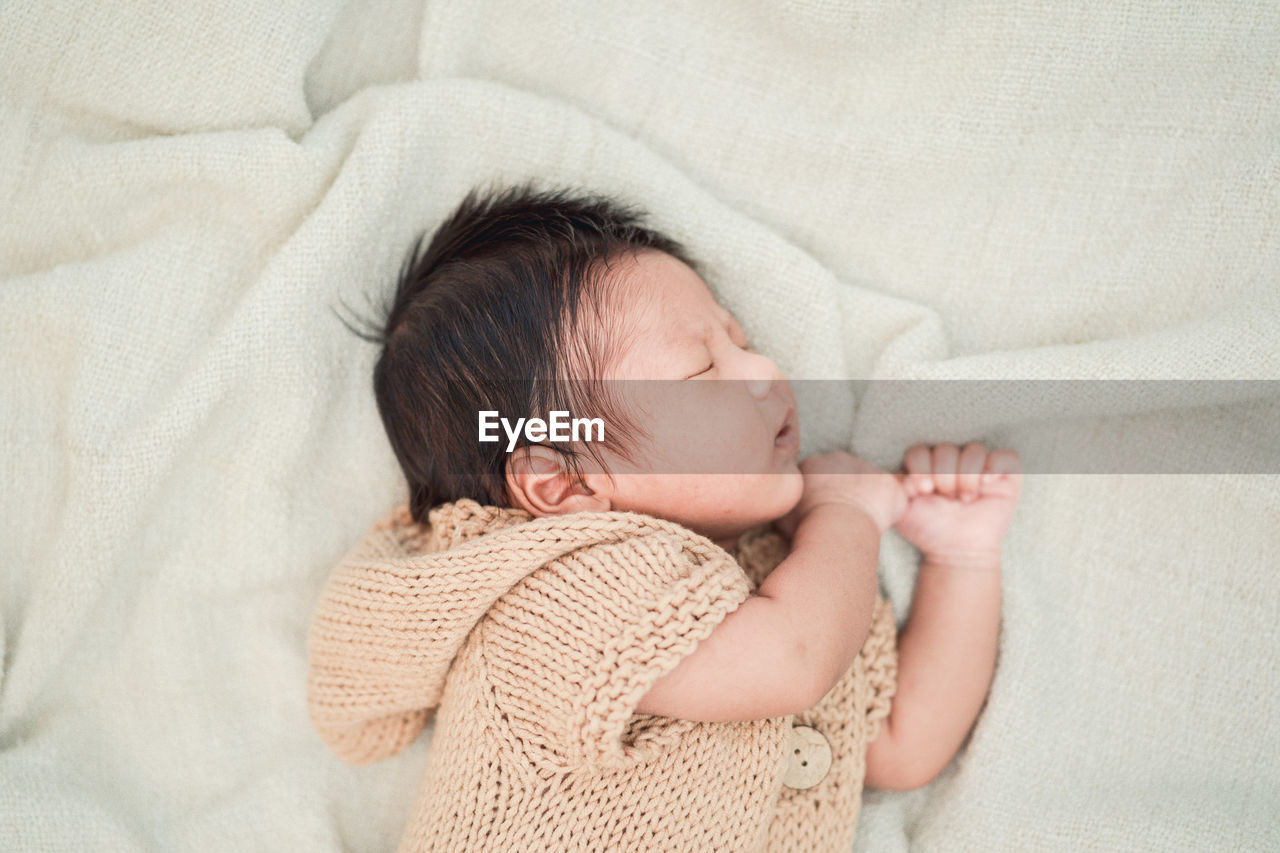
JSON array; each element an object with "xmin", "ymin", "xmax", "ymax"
[{"xmin": 307, "ymin": 499, "xmax": 898, "ymax": 852}]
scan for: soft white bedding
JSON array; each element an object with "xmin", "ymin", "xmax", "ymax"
[{"xmin": 2, "ymin": 1, "xmax": 1277, "ymax": 850}]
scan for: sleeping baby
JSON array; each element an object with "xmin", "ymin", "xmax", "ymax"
[{"xmin": 307, "ymin": 182, "xmax": 1022, "ymax": 852}]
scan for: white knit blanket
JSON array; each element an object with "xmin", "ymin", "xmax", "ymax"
[{"xmin": 2, "ymin": 1, "xmax": 1277, "ymax": 850}]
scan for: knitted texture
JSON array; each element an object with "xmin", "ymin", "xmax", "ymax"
[{"xmin": 307, "ymin": 499, "xmax": 898, "ymax": 852}]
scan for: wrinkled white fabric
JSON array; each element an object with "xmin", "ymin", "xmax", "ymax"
[{"xmin": 2, "ymin": 1, "xmax": 1277, "ymax": 850}]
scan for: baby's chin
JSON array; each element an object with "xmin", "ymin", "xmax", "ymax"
[
  {"xmin": 720, "ymin": 470, "xmax": 805, "ymax": 531},
  {"xmin": 766, "ymin": 467, "xmax": 805, "ymax": 519}
]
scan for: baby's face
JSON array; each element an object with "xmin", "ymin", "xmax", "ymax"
[{"xmin": 592, "ymin": 250, "xmax": 803, "ymax": 547}]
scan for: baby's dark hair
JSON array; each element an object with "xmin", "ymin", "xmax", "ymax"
[{"xmin": 335, "ymin": 181, "xmax": 703, "ymax": 522}]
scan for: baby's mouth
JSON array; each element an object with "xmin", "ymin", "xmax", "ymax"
[{"xmin": 775, "ymin": 407, "xmax": 798, "ymax": 448}]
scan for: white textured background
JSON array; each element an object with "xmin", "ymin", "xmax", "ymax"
[{"xmin": 2, "ymin": 1, "xmax": 1277, "ymax": 850}]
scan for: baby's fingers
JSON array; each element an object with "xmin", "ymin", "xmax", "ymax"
[
  {"xmin": 929, "ymin": 443, "xmax": 960, "ymax": 497},
  {"xmin": 902, "ymin": 444, "xmax": 935, "ymax": 495},
  {"xmin": 979, "ymin": 449, "xmax": 1023, "ymax": 493},
  {"xmin": 956, "ymin": 443, "xmax": 988, "ymax": 502}
]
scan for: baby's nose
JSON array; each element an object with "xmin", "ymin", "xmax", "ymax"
[{"xmin": 742, "ymin": 351, "xmax": 784, "ymax": 399}]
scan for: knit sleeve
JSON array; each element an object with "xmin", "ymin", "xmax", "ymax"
[
  {"xmin": 481, "ymin": 530, "xmax": 752, "ymax": 773},
  {"xmin": 859, "ymin": 594, "xmax": 899, "ymax": 742},
  {"xmin": 305, "ymin": 525, "xmax": 442, "ymax": 766}
]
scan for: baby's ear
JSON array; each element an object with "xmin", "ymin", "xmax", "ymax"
[{"xmin": 505, "ymin": 446, "xmax": 611, "ymax": 517}]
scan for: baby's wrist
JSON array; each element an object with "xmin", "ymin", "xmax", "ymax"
[
  {"xmin": 919, "ymin": 550, "xmax": 1002, "ymax": 573},
  {"xmin": 802, "ymin": 498, "xmax": 885, "ymax": 535}
]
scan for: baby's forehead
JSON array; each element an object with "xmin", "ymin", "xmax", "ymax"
[
  {"xmin": 589, "ymin": 251, "xmax": 742, "ymax": 377},
  {"xmin": 602, "ymin": 250, "xmax": 734, "ymax": 338}
]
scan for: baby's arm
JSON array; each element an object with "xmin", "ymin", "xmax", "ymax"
[
  {"xmin": 864, "ymin": 551, "xmax": 1002, "ymax": 789},
  {"xmin": 635, "ymin": 452, "xmax": 906, "ymax": 722},
  {"xmin": 864, "ymin": 443, "xmax": 1022, "ymax": 790}
]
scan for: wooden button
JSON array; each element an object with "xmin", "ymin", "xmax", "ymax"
[{"xmin": 781, "ymin": 724, "xmax": 832, "ymax": 789}]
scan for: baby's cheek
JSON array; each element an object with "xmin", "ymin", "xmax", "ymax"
[
  {"xmin": 649, "ymin": 416, "xmax": 719, "ymax": 473},
  {"xmin": 722, "ymin": 417, "xmax": 771, "ymax": 472},
  {"xmin": 776, "ymin": 468, "xmax": 804, "ymax": 508},
  {"xmin": 648, "ymin": 388, "xmax": 766, "ymax": 473}
]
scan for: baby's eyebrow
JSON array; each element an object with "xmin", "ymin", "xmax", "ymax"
[
  {"xmin": 671, "ymin": 321, "xmax": 712, "ymax": 347},
  {"xmin": 668, "ymin": 314, "xmax": 738, "ymax": 350}
]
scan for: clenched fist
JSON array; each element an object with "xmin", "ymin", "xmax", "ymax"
[{"xmin": 894, "ymin": 443, "xmax": 1022, "ymax": 567}]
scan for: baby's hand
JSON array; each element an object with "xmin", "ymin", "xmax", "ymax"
[
  {"xmin": 774, "ymin": 451, "xmax": 908, "ymax": 540},
  {"xmin": 895, "ymin": 443, "xmax": 1022, "ymax": 568}
]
